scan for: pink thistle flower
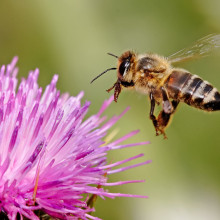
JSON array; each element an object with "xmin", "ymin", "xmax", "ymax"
[{"xmin": 0, "ymin": 57, "xmax": 150, "ymax": 220}]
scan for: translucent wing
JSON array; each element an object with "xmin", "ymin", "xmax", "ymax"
[{"xmin": 168, "ymin": 34, "xmax": 220, "ymax": 64}]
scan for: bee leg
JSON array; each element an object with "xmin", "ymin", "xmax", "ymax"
[
  {"xmin": 161, "ymin": 86, "xmax": 173, "ymax": 114},
  {"xmin": 157, "ymin": 100, "xmax": 179, "ymax": 139},
  {"xmin": 149, "ymin": 93, "xmax": 160, "ymax": 136},
  {"xmin": 106, "ymin": 81, "xmax": 121, "ymax": 102},
  {"xmin": 149, "ymin": 92, "xmax": 179, "ymax": 138},
  {"xmin": 156, "ymin": 111, "xmax": 171, "ymax": 139}
]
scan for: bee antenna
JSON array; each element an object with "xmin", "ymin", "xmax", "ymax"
[
  {"xmin": 90, "ymin": 68, "xmax": 117, "ymax": 84},
  {"xmin": 107, "ymin": 53, "xmax": 118, "ymax": 58}
]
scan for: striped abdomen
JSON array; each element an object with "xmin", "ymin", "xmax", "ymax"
[{"xmin": 165, "ymin": 70, "xmax": 220, "ymax": 111}]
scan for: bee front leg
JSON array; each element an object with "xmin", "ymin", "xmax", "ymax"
[{"xmin": 106, "ymin": 81, "xmax": 121, "ymax": 102}]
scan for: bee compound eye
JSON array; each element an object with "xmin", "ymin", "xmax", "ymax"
[{"xmin": 119, "ymin": 60, "xmax": 130, "ymax": 77}]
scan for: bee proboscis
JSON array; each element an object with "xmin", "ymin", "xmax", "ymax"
[{"xmin": 91, "ymin": 34, "xmax": 220, "ymax": 138}]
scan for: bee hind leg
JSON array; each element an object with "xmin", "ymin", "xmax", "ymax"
[
  {"xmin": 149, "ymin": 92, "xmax": 179, "ymax": 138},
  {"xmin": 161, "ymin": 86, "xmax": 173, "ymax": 114},
  {"xmin": 156, "ymin": 111, "xmax": 171, "ymax": 139},
  {"xmin": 156, "ymin": 100, "xmax": 179, "ymax": 139}
]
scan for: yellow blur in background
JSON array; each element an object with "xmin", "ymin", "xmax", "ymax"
[{"xmin": 0, "ymin": 1, "xmax": 220, "ymax": 219}]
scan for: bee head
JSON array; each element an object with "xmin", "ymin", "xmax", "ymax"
[
  {"xmin": 90, "ymin": 51, "xmax": 135, "ymax": 102},
  {"xmin": 117, "ymin": 51, "xmax": 134, "ymax": 80},
  {"xmin": 107, "ymin": 51, "xmax": 135, "ymax": 102}
]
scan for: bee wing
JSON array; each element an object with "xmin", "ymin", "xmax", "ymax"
[{"xmin": 168, "ymin": 34, "xmax": 220, "ymax": 64}]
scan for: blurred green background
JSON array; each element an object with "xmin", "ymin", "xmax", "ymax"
[{"xmin": 1, "ymin": 0, "xmax": 220, "ymax": 219}]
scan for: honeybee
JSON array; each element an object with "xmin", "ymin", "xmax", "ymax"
[{"xmin": 91, "ymin": 34, "xmax": 220, "ymax": 138}]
